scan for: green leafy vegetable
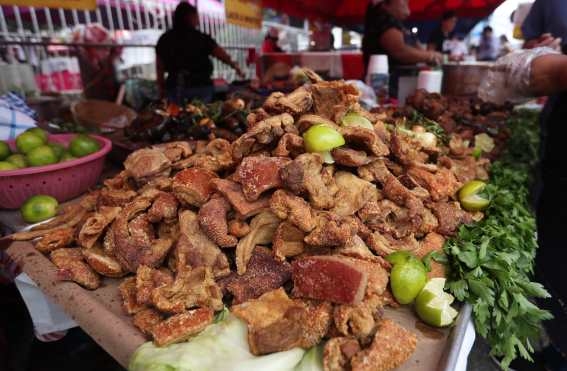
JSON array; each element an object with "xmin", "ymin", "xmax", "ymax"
[
  {"xmin": 129, "ymin": 313, "xmax": 305, "ymax": 371},
  {"xmin": 442, "ymin": 110, "xmax": 551, "ymax": 369}
]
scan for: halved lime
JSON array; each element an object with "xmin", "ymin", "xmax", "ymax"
[
  {"xmin": 303, "ymin": 124, "xmax": 345, "ymax": 153},
  {"xmin": 390, "ymin": 258, "xmax": 428, "ymax": 304},
  {"xmin": 458, "ymin": 180, "xmax": 490, "ymax": 212},
  {"xmin": 20, "ymin": 195, "xmax": 59, "ymax": 223},
  {"xmin": 415, "ymin": 278, "xmax": 458, "ymax": 327},
  {"xmin": 341, "ymin": 113, "xmax": 374, "ymax": 130},
  {"xmin": 386, "ymin": 251, "xmax": 412, "ymax": 266}
]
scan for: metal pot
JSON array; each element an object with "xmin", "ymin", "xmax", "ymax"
[{"xmin": 442, "ymin": 62, "xmax": 493, "ymax": 96}]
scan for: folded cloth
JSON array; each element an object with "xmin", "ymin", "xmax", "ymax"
[
  {"xmin": 0, "ymin": 92, "xmax": 38, "ymax": 140},
  {"xmin": 14, "ymin": 273, "xmax": 77, "ymax": 338}
]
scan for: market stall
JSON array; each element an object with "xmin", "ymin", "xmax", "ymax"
[{"xmin": 0, "ymin": 0, "xmax": 559, "ymax": 369}]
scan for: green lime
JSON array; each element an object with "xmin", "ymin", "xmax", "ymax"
[
  {"xmin": 0, "ymin": 141, "xmax": 11, "ymax": 160},
  {"xmin": 16, "ymin": 131, "xmax": 46, "ymax": 154},
  {"xmin": 60, "ymin": 151, "xmax": 77, "ymax": 162},
  {"xmin": 26, "ymin": 145, "xmax": 58, "ymax": 167},
  {"xmin": 458, "ymin": 180, "xmax": 490, "ymax": 212},
  {"xmin": 303, "ymin": 124, "xmax": 345, "ymax": 153},
  {"xmin": 341, "ymin": 113, "xmax": 374, "ymax": 130},
  {"xmin": 69, "ymin": 135, "xmax": 100, "ymax": 157},
  {"xmin": 415, "ymin": 278, "xmax": 458, "ymax": 327},
  {"xmin": 6, "ymin": 154, "xmax": 27, "ymax": 168},
  {"xmin": 20, "ymin": 195, "xmax": 59, "ymax": 223},
  {"xmin": 386, "ymin": 251, "xmax": 412, "ymax": 266},
  {"xmin": 47, "ymin": 142, "xmax": 66, "ymax": 160},
  {"xmin": 390, "ymin": 258, "xmax": 428, "ymax": 305},
  {"xmin": 26, "ymin": 127, "xmax": 48, "ymax": 143},
  {"xmin": 0, "ymin": 161, "xmax": 17, "ymax": 171}
]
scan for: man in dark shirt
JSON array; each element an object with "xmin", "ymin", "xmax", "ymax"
[
  {"xmin": 156, "ymin": 2, "xmax": 243, "ymax": 103},
  {"xmin": 427, "ymin": 11, "xmax": 457, "ymax": 53}
]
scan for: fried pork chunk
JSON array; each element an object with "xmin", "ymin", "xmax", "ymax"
[
  {"xmin": 51, "ymin": 248, "xmax": 100, "ymax": 290},
  {"xmin": 133, "ymin": 308, "xmax": 163, "ymax": 336},
  {"xmin": 358, "ymin": 200, "xmax": 416, "ymax": 239},
  {"xmin": 35, "ymin": 227, "xmax": 75, "ymax": 253},
  {"xmin": 414, "ymin": 232, "xmax": 446, "ymax": 278},
  {"xmin": 120, "ymin": 277, "xmax": 146, "ymax": 315},
  {"xmin": 151, "ymin": 308, "xmax": 214, "ymax": 347},
  {"xmin": 339, "ymin": 126, "xmax": 390, "ymax": 157},
  {"xmin": 211, "ymin": 179, "xmax": 271, "ymax": 218},
  {"xmin": 304, "ymin": 212, "xmax": 357, "ymax": 247},
  {"xmin": 198, "ymin": 196, "xmax": 237, "ymax": 248},
  {"xmin": 173, "ymin": 138, "xmax": 233, "ymax": 173},
  {"xmin": 272, "ymin": 221, "xmax": 305, "ymax": 261},
  {"xmin": 331, "ymin": 172, "xmax": 378, "ymax": 217},
  {"xmin": 324, "ymin": 337, "xmax": 361, "ymax": 371},
  {"xmin": 175, "ymin": 210, "xmax": 230, "ymax": 278},
  {"xmin": 235, "ymin": 156, "xmax": 291, "ymax": 201},
  {"xmin": 232, "ymin": 113, "xmax": 297, "ymax": 161},
  {"xmin": 273, "ymin": 133, "xmax": 305, "ymax": 158},
  {"xmin": 172, "ymin": 167, "xmax": 218, "ymax": 207},
  {"xmin": 270, "ymin": 189, "xmax": 316, "ymax": 232},
  {"xmin": 135, "ymin": 265, "xmax": 174, "ymax": 305},
  {"xmin": 428, "ymin": 201, "xmax": 473, "ymax": 236},
  {"xmin": 82, "ymin": 247, "xmax": 125, "ymax": 278},
  {"xmin": 263, "ymin": 86, "xmax": 313, "ymax": 116},
  {"xmin": 112, "ymin": 194, "xmax": 173, "ymax": 272},
  {"xmin": 310, "ymin": 81, "xmax": 360, "ymax": 122},
  {"xmin": 78, "ymin": 206, "xmax": 122, "ymax": 249},
  {"xmin": 407, "ymin": 166, "xmax": 461, "ymax": 202},
  {"xmin": 124, "ymin": 148, "xmax": 171, "ymax": 182},
  {"xmin": 232, "ymin": 288, "xmax": 331, "ymax": 355},
  {"xmin": 235, "ymin": 212, "xmax": 280, "ymax": 274},
  {"xmin": 292, "ymin": 256, "xmax": 368, "ymax": 304},
  {"xmin": 280, "ymin": 153, "xmax": 336, "ymax": 210},
  {"xmin": 218, "ymin": 246, "xmax": 291, "ymax": 304},
  {"xmin": 151, "ymin": 266, "xmax": 223, "ymax": 314},
  {"xmin": 331, "ymin": 147, "xmax": 371, "ymax": 167},
  {"xmin": 350, "ymin": 319, "xmax": 417, "ymax": 371},
  {"xmin": 147, "ymin": 192, "xmax": 178, "ymax": 223}
]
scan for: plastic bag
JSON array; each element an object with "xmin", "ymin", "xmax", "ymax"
[{"xmin": 479, "ymin": 47, "xmax": 559, "ymax": 104}]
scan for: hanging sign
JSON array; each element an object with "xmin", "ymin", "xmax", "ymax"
[
  {"xmin": 0, "ymin": 0, "xmax": 96, "ymax": 10},
  {"xmin": 225, "ymin": 0, "xmax": 262, "ymax": 29}
]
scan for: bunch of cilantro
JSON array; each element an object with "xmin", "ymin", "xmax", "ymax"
[{"xmin": 440, "ymin": 110, "xmax": 552, "ymax": 369}]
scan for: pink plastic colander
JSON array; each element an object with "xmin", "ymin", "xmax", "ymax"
[{"xmin": 0, "ymin": 134, "xmax": 112, "ymax": 209}]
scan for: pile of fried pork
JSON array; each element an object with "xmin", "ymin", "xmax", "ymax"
[{"xmin": 11, "ymin": 72, "xmax": 490, "ymax": 371}]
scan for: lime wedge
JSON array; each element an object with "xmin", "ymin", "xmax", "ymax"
[
  {"xmin": 460, "ymin": 193, "xmax": 490, "ymax": 211},
  {"xmin": 341, "ymin": 113, "xmax": 374, "ymax": 130},
  {"xmin": 458, "ymin": 180, "xmax": 490, "ymax": 211},
  {"xmin": 415, "ymin": 278, "xmax": 458, "ymax": 327},
  {"xmin": 385, "ymin": 251, "xmax": 412, "ymax": 266}
]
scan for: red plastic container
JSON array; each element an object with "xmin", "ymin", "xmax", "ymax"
[{"xmin": 0, "ymin": 134, "xmax": 111, "ymax": 209}]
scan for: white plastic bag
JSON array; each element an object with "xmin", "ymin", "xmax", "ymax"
[{"xmin": 479, "ymin": 47, "xmax": 559, "ymax": 104}]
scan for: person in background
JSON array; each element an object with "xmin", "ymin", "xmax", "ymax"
[
  {"xmin": 513, "ymin": 1, "xmax": 567, "ymax": 369},
  {"xmin": 262, "ymin": 28, "xmax": 283, "ymax": 53},
  {"xmin": 498, "ymin": 35, "xmax": 514, "ymax": 57},
  {"xmin": 427, "ymin": 10, "xmax": 458, "ymax": 53},
  {"xmin": 156, "ymin": 2, "xmax": 244, "ymax": 104},
  {"xmin": 477, "ymin": 26, "xmax": 498, "ymax": 61},
  {"xmin": 446, "ymin": 34, "xmax": 468, "ymax": 61},
  {"xmin": 522, "ymin": 0, "xmax": 567, "ymax": 52},
  {"xmin": 362, "ymin": 0, "xmax": 442, "ymax": 96}
]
